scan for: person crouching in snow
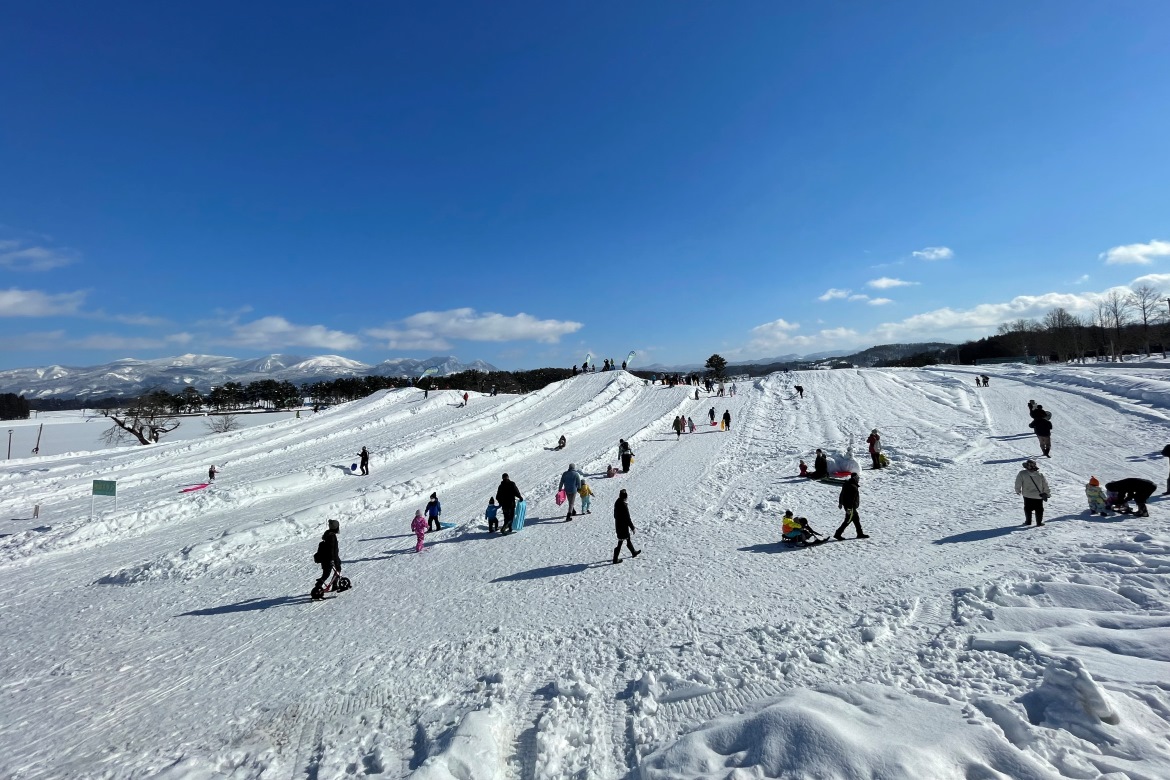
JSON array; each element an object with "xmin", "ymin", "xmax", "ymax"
[
  {"xmin": 411, "ymin": 510, "xmax": 428, "ymax": 552},
  {"xmin": 1085, "ymin": 476, "xmax": 1109, "ymax": 516},
  {"xmin": 799, "ymin": 459, "xmax": 809, "ymax": 477},
  {"xmin": 578, "ymin": 480, "xmax": 593, "ymax": 514}
]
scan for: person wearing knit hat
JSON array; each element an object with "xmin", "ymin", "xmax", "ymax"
[{"xmin": 1085, "ymin": 476, "xmax": 1109, "ymax": 516}]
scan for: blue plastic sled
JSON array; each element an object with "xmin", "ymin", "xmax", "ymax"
[
  {"xmin": 350, "ymin": 463, "xmax": 357, "ymax": 471},
  {"xmin": 439, "ymin": 522, "xmax": 456, "ymax": 529},
  {"xmin": 513, "ymin": 500, "xmax": 528, "ymax": 531}
]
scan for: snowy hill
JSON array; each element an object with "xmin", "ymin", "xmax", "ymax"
[
  {"xmin": 2, "ymin": 365, "xmax": 1170, "ymax": 778},
  {"xmin": 0, "ymin": 353, "xmax": 499, "ymax": 398}
]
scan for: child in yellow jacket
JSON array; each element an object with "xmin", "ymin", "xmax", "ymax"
[{"xmin": 578, "ymin": 481, "xmax": 593, "ymax": 514}]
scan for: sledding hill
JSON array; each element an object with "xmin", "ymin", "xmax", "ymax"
[{"xmin": 2, "ymin": 367, "xmax": 1169, "ymax": 778}]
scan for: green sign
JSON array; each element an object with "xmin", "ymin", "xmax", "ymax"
[{"xmin": 92, "ymin": 480, "xmax": 117, "ymax": 497}]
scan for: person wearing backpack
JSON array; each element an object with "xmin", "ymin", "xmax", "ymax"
[
  {"xmin": 313, "ymin": 519, "xmax": 342, "ymax": 590},
  {"xmin": 1014, "ymin": 459, "xmax": 1051, "ymax": 526},
  {"xmin": 618, "ymin": 439, "xmax": 634, "ymax": 473}
]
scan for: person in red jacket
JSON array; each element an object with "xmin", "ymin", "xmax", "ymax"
[{"xmin": 866, "ymin": 429, "xmax": 883, "ymax": 469}]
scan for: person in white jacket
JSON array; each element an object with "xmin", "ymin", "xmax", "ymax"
[{"xmin": 1014, "ymin": 459, "xmax": 1051, "ymax": 526}]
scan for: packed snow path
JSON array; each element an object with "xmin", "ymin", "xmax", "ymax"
[{"xmin": 2, "ymin": 368, "xmax": 1169, "ymax": 778}]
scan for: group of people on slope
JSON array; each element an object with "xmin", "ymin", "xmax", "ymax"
[
  {"xmin": 704, "ymin": 407, "xmax": 732, "ymax": 431},
  {"xmin": 781, "ymin": 472, "xmax": 868, "ymax": 546},
  {"xmin": 1014, "ymin": 460, "xmax": 1157, "ymax": 526},
  {"xmin": 672, "ymin": 416, "xmax": 696, "ymax": 438},
  {"xmin": 975, "ymin": 375, "xmax": 990, "ymax": 387}
]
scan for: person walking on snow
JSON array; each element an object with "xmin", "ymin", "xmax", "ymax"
[
  {"xmin": 730, "ymin": 382, "xmax": 737, "ymax": 397},
  {"xmin": 411, "ymin": 510, "xmax": 428, "ymax": 552},
  {"xmin": 313, "ymin": 519, "xmax": 342, "ymax": 592},
  {"xmin": 619, "ymin": 439, "xmax": 634, "ymax": 473},
  {"xmin": 834, "ymin": 474, "xmax": 868, "ymax": 540},
  {"xmin": 672, "ymin": 416, "xmax": 684, "ymax": 440},
  {"xmin": 688, "ymin": 416, "xmax": 695, "ymax": 433},
  {"xmin": 208, "ymin": 465, "xmax": 218, "ymax": 482},
  {"xmin": 462, "ymin": 392, "xmax": 469, "ymax": 407},
  {"xmin": 578, "ymin": 480, "xmax": 593, "ymax": 514},
  {"xmin": 1085, "ymin": 477, "xmax": 1109, "ymax": 516},
  {"xmin": 722, "ymin": 409, "xmax": 732, "ymax": 431},
  {"xmin": 708, "ymin": 407, "xmax": 716, "ymax": 424},
  {"xmin": 425, "ymin": 492, "xmax": 442, "ymax": 532},
  {"xmin": 559, "ymin": 463, "xmax": 585, "ymax": 520},
  {"xmin": 1029, "ymin": 412, "xmax": 1053, "ymax": 458},
  {"xmin": 1015, "ymin": 459, "xmax": 1050, "ymax": 526},
  {"xmin": 357, "ymin": 446, "xmax": 370, "ymax": 476},
  {"xmin": 866, "ymin": 430, "xmax": 882, "ymax": 470},
  {"xmin": 485, "ymin": 497, "xmax": 500, "ymax": 533},
  {"xmin": 612, "ymin": 489, "xmax": 641, "ymax": 564},
  {"xmin": 496, "ymin": 473, "xmax": 524, "ymax": 534}
]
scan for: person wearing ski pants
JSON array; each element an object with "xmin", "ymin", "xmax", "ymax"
[
  {"xmin": 722, "ymin": 410, "xmax": 732, "ymax": 431},
  {"xmin": 425, "ymin": 493, "xmax": 442, "ymax": 532},
  {"xmin": 315, "ymin": 519, "xmax": 342, "ymax": 589},
  {"xmin": 619, "ymin": 439, "xmax": 633, "ymax": 473},
  {"xmin": 496, "ymin": 474, "xmax": 524, "ymax": 534},
  {"xmin": 613, "ymin": 489, "xmax": 640, "ymax": 563},
  {"xmin": 357, "ymin": 446, "xmax": 370, "ymax": 476},
  {"xmin": 834, "ymin": 474, "xmax": 868, "ymax": 539},
  {"xmin": 411, "ymin": 510, "xmax": 428, "ymax": 552},
  {"xmin": 559, "ymin": 464, "xmax": 585, "ymax": 520}
]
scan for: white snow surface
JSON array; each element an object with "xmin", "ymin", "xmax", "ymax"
[{"xmin": 3, "ymin": 367, "xmax": 1170, "ymax": 779}]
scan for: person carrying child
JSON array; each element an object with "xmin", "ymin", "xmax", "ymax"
[
  {"xmin": 579, "ymin": 480, "xmax": 593, "ymax": 514},
  {"xmin": 1085, "ymin": 476, "xmax": 1109, "ymax": 516},
  {"xmin": 411, "ymin": 510, "xmax": 428, "ymax": 552},
  {"xmin": 485, "ymin": 497, "xmax": 499, "ymax": 532}
]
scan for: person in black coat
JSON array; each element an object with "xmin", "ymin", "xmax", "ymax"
[
  {"xmin": 794, "ymin": 385, "xmax": 804, "ymax": 399},
  {"xmin": 1028, "ymin": 415, "xmax": 1053, "ymax": 458},
  {"xmin": 495, "ymin": 473, "xmax": 524, "ymax": 533},
  {"xmin": 1105, "ymin": 477, "xmax": 1156, "ymax": 517},
  {"xmin": 834, "ymin": 474, "xmax": 868, "ymax": 540},
  {"xmin": 314, "ymin": 519, "xmax": 341, "ymax": 591},
  {"xmin": 357, "ymin": 446, "xmax": 370, "ymax": 476},
  {"xmin": 708, "ymin": 407, "xmax": 716, "ymax": 424},
  {"xmin": 613, "ymin": 489, "xmax": 640, "ymax": 563},
  {"xmin": 812, "ymin": 449, "xmax": 828, "ymax": 480},
  {"xmin": 619, "ymin": 439, "xmax": 634, "ymax": 473},
  {"xmin": 722, "ymin": 410, "xmax": 732, "ymax": 431}
]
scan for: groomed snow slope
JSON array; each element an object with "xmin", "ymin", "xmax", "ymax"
[{"xmin": 2, "ymin": 368, "xmax": 1170, "ymax": 779}]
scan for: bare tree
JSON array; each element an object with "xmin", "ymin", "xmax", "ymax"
[
  {"xmin": 1042, "ymin": 307, "xmax": 1080, "ymax": 362},
  {"xmin": 996, "ymin": 318, "xmax": 1042, "ymax": 358},
  {"xmin": 1127, "ymin": 284, "xmax": 1163, "ymax": 357},
  {"xmin": 1103, "ymin": 290, "xmax": 1134, "ymax": 361},
  {"xmin": 102, "ymin": 392, "xmax": 181, "ymax": 446},
  {"xmin": 204, "ymin": 413, "xmax": 241, "ymax": 434}
]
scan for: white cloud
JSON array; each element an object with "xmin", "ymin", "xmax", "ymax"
[
  {"xmin": 818, "ymin": 288, "xmax": 852, "ymax": 301},
  {"xmin": 848, "ymin": 294, "xmax": 870, "ymax": 302},
  {"xmin": 1129, "ymin": 273, "xmax": 1170, "ymax": 290},
  {"xmin": 867, "ymin": 298, "xmax": 893, "ymax": 306},
  {"xmin": 911, "ymin": 246, "xmax": 954, "ymax": 261},
  {"xmin": 1100, "ymin": 240, "xmax": 1170, "ymax": 265},
  {"xmin": 1073, "ymin": 274, "xmax": 1090, "ymax": 285},
  {"xmin": 867, "ymin": 277, "xmax": 917, "ymax": 289},
  {"xmin": 227, "ymin": 316, "xmax": 362, "ymax": 350},
  {"xmin": 367, "ymin": 308, "xmax": 582, "ymax": 349},
  {"xmin": 0, "ymin": 240, "xmax": 79, "ymax": 271},
  {"xmin": 747, "ymin": 319, "xmax": 860, "ymax": 353},
  {"xmin": 0, "ymin": 288, "xmax": 87, "ymax": 316}
]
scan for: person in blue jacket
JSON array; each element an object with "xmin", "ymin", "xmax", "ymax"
[
  {"xmin": 425, "ymin": 492, "xmax": 442, "ymax": 532},
  {"xmin": 559, "ymin": 463, "xmax": 585, "ymax": 520}
]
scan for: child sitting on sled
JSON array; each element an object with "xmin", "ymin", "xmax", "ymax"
[
  {"xmin": 781, "ymin": 511, "xmax": 820, "ymax": 546},
  {"xmin": 1085, "ymin": 476, "xmax": 1109, "ymax": 516}
]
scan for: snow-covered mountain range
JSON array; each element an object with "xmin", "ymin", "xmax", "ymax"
[{"xmin": 0, "ymin": 354, "xmax": 498, "ymax": 398}]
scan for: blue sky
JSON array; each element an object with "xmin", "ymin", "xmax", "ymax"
[{"xmin": 2, "ymin": 2, "xmax": 1169, "ymax": 371}]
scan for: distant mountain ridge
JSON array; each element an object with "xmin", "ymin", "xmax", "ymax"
[{"xmin": 0, "ymin": 354, "xmax": 498, "ymax": 399}]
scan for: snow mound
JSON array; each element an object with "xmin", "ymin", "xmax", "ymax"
[{"xmin": 638, "ymin": 684, "xmax": 1053, "ymax": 779}]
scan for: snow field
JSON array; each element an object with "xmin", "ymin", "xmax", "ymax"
[{"xmin": 2, "ymin": 367, "xmax": 1170, "ymax": 778}]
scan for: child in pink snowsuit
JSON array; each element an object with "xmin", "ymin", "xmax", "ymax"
[{"xmin": 411, "ymin": 509, "xmax": 428, "ymax": 552}]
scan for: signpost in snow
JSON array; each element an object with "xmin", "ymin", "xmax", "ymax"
[{"xmin": 92, "ymin": 479, "xmax": 117, "ymax": 517}]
